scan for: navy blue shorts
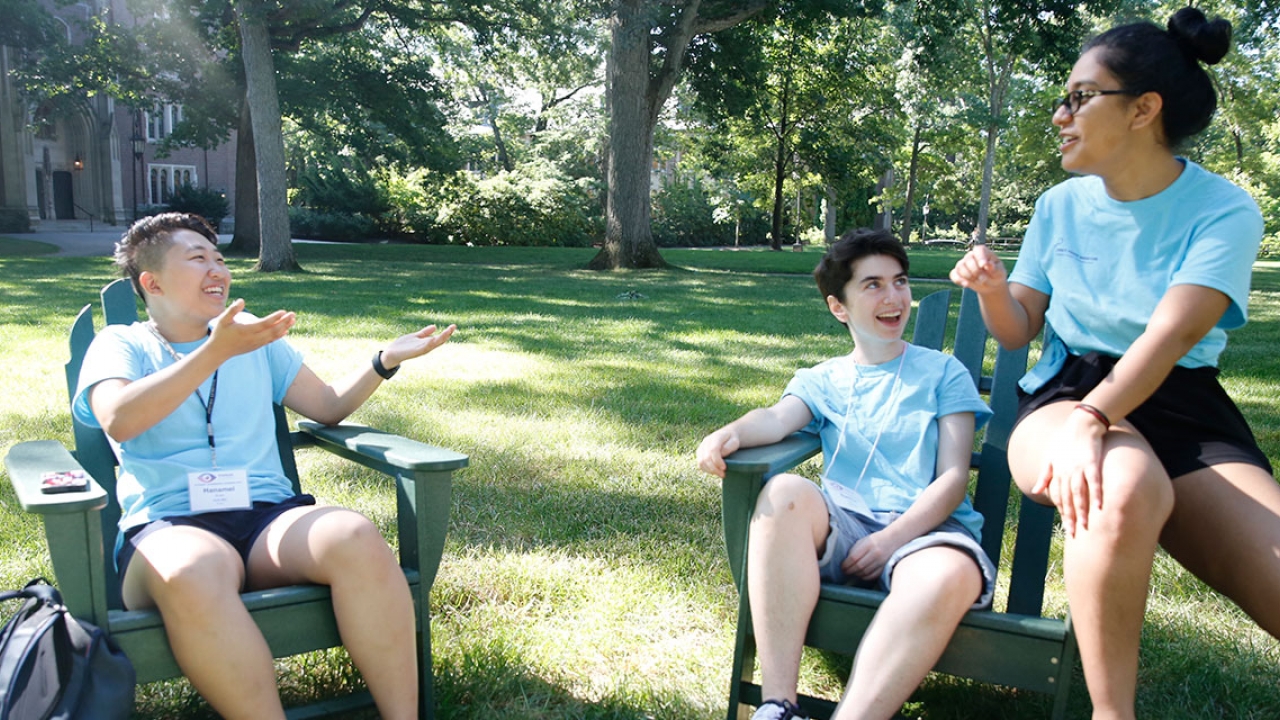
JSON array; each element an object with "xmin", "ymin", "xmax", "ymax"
[
  {"xmin": 1015, "ymin": 352, "xmax": 1271, "ymax": 479},
  {"xmin": 117, "ymin": 494, "xmax": 317, "ymax": 590}
]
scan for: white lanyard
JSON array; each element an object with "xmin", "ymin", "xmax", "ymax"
[
  {"xmin": 827, "ymin": 343, "xmax": 907, "ymax": 494},
  {"xmin": 145, "ymin": 323, "xmax": 220, "ymax": 468}
]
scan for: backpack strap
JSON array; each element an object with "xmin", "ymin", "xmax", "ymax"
[{"xmin": 0, "ymin": 579, "xmax": 62, "ymax": 607}]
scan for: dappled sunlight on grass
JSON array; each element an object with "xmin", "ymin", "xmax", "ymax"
[
  {"xmin": 434, "ymin": 546, "xmax": 730, "ymax": 716},
  {"xmin": 5, "ymin": 246, "xmax": 1280, "ymax": 718}
]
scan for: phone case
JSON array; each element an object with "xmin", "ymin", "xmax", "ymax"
[{"xmin": 40, "ymin": 470, "xmax": 89, "ymax": 494}]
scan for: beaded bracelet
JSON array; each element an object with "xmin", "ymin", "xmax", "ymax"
[{"xmin": 1074, "ymin": 402, "xmax": 1111, "ymax": 428}]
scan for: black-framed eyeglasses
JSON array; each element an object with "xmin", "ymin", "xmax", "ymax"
[{"xmin": 1054, "ymin": 89, "xmax": 1140, "ymax": 116}]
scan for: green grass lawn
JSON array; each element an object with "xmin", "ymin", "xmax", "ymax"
[
  {"xmin": 0, "ymin": 236, "xmax": 59, "ymax": 257},
  {"xmin": 1, "ymin": 243, "xmax": 1277, "ymax": 719}
]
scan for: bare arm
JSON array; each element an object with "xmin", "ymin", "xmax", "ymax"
[
  {"xmin": 695, "ymin": 394, "xmax": 814, "ymax": 478},
  {"xmin": 89, "ymin": 301, "xmax": 295, "ymax": 442},
  {"xmin": 950, "ymin": 245, "xmax": 1049, "ymax": 349},
  {"xmin": 283, "ymin": 324, "xmax": 456, "ymax": 426},
  {"xmin": 1076, "ymin": 283, "xmax": 1227, "ymax": 427}
]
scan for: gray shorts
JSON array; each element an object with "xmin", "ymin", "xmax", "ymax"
[{"xmin": 817, "ymin": 488, "xmax": 996, "ymax": 610}]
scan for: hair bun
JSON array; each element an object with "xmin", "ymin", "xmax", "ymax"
[{"xmin": 1167, "ymin": 6, "xmax": 1232, "ymax": 65}]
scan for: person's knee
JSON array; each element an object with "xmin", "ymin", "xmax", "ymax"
[
  {"xmin": 753, "ymin": 473, "xmax": 823, "ymax": 519},
  {"xmin": 141, "ymin": 548, "xmax": 243, "ymax": 611},
  {"xmin": 1091, "ymin": 453, "xmax": 1175, "ymax": 541},
  {"xmin": 316, "ymin": 511, "xmax": 397, "ymax": 573},
  {"xmin": 891, "ymin": 548, "xmax": 981, "ymax": 607}
]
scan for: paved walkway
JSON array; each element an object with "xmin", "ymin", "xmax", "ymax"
[{"xmin": 10, "ymin": 229, "xmax": 235, "ymax": 257}]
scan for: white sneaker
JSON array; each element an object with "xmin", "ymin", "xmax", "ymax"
[{"xmin": 751, "ymin": 698, "xmax": 807, "ymax": 720}]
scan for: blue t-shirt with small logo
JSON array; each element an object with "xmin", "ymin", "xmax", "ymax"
[{"xmin": 1010, "ymin": 160, "xmax": 1262, "ymax": 393}]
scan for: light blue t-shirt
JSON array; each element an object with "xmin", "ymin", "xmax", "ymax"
[
  {"xmin": 784, "ymin": 344, "xmax": 993, "ymax": 539},
  {"xmin": 1010, "ymin": 160, "xmax": 1262, "ymax": 393},
  {"xmin": 72, "ymin": 322, "xmax": 305, "ymax": 540}
]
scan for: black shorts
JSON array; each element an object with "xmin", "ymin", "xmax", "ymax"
[
  {"xmin": 117, "ymin": 494, "xmax": 317, "ymax": 590},
  {"xmin": 1015, "ymin": 352, "xmax": 1271, "ymax": 479}
]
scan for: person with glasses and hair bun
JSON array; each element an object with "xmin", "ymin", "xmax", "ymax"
[{"xmin": 951, "ymin": 7, "xmax": 1274, "ymax": 719}]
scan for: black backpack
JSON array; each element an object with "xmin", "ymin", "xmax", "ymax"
[{"xmin": 0, "ymin": 579, "xmax": 134, "ymax": 720}]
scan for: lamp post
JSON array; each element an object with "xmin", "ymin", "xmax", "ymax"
[{"xmin": 131, "ymin": 131, "xmax": 145, "ymax": 222}]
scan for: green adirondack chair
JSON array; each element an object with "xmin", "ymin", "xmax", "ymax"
[
  {"xmin": 3, "ymin": 278, "xmax": 468, "ymax": 719},
  {"xmin": 719, "ymin": 287, "xmax": 1077, "ymax": 720}
]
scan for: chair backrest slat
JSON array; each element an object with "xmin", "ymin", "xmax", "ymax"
[
  {"xmin": 102, "ymin": 278, "xmax": 139, "ymax": 326},
  {"xmin": 911, "ymin": 288, "xmax": 951, "ymax": 351},
  {"xmin": 67, "ymin": 303, "xmax": 127, "ymax": 609},
  {"xmin": 912, "ymin": 288, "xmax": 1048, "ymax": 616},
  {"xmin": 953, "ymin": 287, "xmax": 987, "ymax": 388}
]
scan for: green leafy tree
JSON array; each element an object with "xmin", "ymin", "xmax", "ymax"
[
  {"xmin": 908, "ymin": 0, "xmax": 1115, "ymax": 244},
  {"xmin": 684, "ymin": 8, "xmax": 896, "ymax": 249},
  {"xmin": 591, "ymin": 0, "xmax": 788, "ymax": 269}
]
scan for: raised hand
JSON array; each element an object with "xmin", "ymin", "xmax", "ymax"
[
  {"xmin": 379, "ymin": 324, "xmax": 457, "ymax": 370},
  {"xmin": 949, "ymin": 245, "xmax": 1009, "ymax": 294},
  {"xmin": 208, "ymin": 299, "xmax": 296, "ymax": 360}
]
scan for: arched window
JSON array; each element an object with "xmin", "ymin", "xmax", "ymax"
[
  {"xmin": 145, "ymin": 164, "xmax": 199, "ymax": 204},
  {"xmin": 144, "ymin": 103, "xmax": 185, "ymax": 142}
]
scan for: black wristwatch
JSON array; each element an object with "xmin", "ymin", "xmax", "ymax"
[{"xmin": 372, "ymin": 351, "xmax": 399, "ymax": 380}]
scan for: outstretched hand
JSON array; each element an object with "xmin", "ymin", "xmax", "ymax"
[
  {"xmin": 209, "ymin": 299, "xmax": 296, "ymax": 359},
  {"xmin": 380, "ymin": 325, "xmax": 457, "ymax": 370}
]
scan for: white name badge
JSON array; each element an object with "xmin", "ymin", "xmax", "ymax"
[
  {"xmin": 188, "ymin": 469, "xmax": 252, "ymax": 512},
  {"xmin": 822, "ymin": 477, "xmax": 873, "ymax": 517}
]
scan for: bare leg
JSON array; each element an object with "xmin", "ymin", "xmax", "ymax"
[
  {"xmin": 1160, "ymin": 462, "xmax": 1280, "ymax": 637},
  {"xmin": 121, "ymin": 526, "xmax": 287, "ymax": 720},
  {"xmin": 833, "ymin": 546, "xmax": 981, "ymax": 720},
  {"xmin": 1009, "ymin": 403, "xmax": 1173, "ymax": 720},
  {"xmin": 250, "ymin": 505, "xmax": 418, "ymax": 720},
  {"xmin": 747, "ymin": 473, "xmax": 832, "ymax": 704}
]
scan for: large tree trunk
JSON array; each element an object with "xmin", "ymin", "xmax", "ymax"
[
  {"xmin": 872, "ymin": 168, "xmax": 893, "ymax": 231},
  {"xmin": 975, "ymin": 120, "xmax": 997, "ymax": 245},
  {"xmin": 588, "ymin": 0, "xmax": 666, "ymax": 270},
  {"xmin": 478, "ymin": 86, "xmax": 513, "ymax": 172},
  {"xmin": 974, "ymin": 53, "xmax": 1013, "ymax": 247},
  {"xmin": 824, "ymin": 185, "xmax": 836, "ymax": 244},
  {"xmin": 900, "ymin": 122, "xmax": 922, "ymax": 246},
  {"xmin": 235, "ymin": 0, "xmax": 299, "ymax": 272},
  {"xmin": 227, "ymin": 96, "xmax": 260, "ymax": 255},
  {"xmin": 770, "ymin": 132, "xmax": 788, "ymax": 251}
]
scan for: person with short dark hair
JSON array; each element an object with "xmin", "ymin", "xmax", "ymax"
[
  {"xmin": 74, "ymin": 212, "xmax": 456, "ymax": 719},
  {"xmin": 699, "ymin": 229, "xmax": 994, "ymax": 720},
  {"xmin": 951, "ymin": 8, "xmax": 1274, "ymax": 719}
]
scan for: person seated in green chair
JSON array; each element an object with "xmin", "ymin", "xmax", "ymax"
[
  {"xmin": 696, "ymin": 228, "xmax": 995, "ymax": 720},
  {"xmin": 72, "ymin": 212, "xmax": 455, "ymax": 720}
]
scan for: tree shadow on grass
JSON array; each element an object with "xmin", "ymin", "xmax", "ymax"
[{"xmin": 268, "ymin": 635, "xmax": 718, "ymax": 720}]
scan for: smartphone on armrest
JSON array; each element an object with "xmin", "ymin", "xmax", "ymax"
[{"xmin": 40, "ymin": 470, "xmax": 89, "ymax": 494}]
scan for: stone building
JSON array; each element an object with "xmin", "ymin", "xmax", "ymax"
[{"xmin": 0, "ymin": 0, "xmax": 237, "ymax": 230}]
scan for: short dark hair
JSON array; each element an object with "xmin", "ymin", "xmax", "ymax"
[
  {"xmin": 1083, "ymin": 7, "xmax": 1231, "ymax": 148},
  {"xmin": 813, "ymin": 228, "xmax": 909, "ymax": 302},
  {"xmin": 115, "ymin": 213, "xmax": 220, "ymax": 302}
]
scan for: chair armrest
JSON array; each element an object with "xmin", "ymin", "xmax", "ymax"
[
  {"xmin": 296, "ymin": 421, "xmax": 468, "ymax": 475},
  {"xmin": 4, "ymin": 440, "xmax": 109, "ymax": 514},
  {"xmin": 720, "ymin": 433, "xmax": 822, "ymax": 587},
  {"xmin": 723, "ymin": 432, "xmax": 822, "ymax": 478}
]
